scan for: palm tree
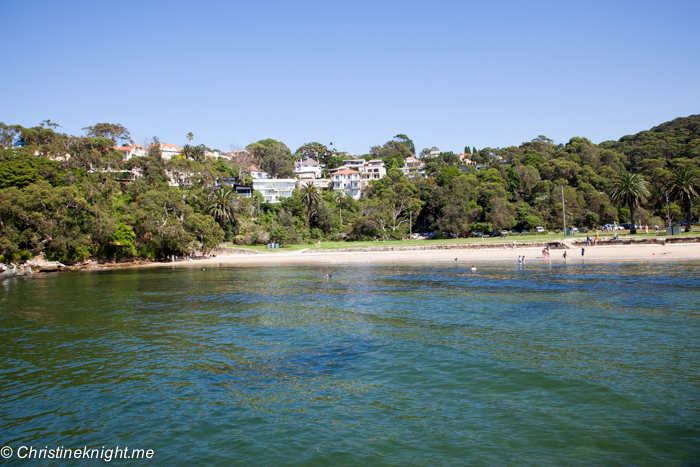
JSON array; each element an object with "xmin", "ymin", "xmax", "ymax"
[
  {"xmin": 187, "ymin": 132, "xmax": 194, "ymax": 142},
  {"xmin": 181, "ymin": 144, "xmax": 195, "ymax": 160},
  {"xmin": 666, "ymin": 166, "xmax": 700, "ymax": 232},
  {"xmin": 300, "ymin": 183, "xmax": 321, "ymax": 230},
  {"xmin": 193, "ymin": 145, "xmax": 206, "ymax": 162},
  {"xmin": 610, "ymin": 173, "xmax": 651, "ymax": 234},
  {"xmin": 207, "ymin": 188, "xmax": 239, "ymax": 225}
]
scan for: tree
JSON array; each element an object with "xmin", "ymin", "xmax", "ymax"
[
  {"xmin": 82, "ymin": 123, "xmax": 132, "ymax": 145},
  {"xmin": 666, "ymin": 166, "xmax": 700, "ymax": 232},
  {"xmin": 187, "ymin": 132, "xmax": 194, "ymax": 142},
  {"xmin": 184, "ymin": 213, "xmax": 224, "ymax": 252},
  {"xmin": 190, "ymin": 145, "xmax": 205, "ymax": 162},
  {"xmin": 247, "ymin": 139, "xmax": 294, "ymax": 178},
  {"xmin": 365, "ymin": 170, "xmax": 423, "ymax": 239},
  {"xmin": 610, "ymin": 173, "xmax": 651, "ymax": 234},
  {"xmin": 180, "ymin": 144, "xmax": 196, "ymax": 160},
  {"xmin": 0, "ymin": 123, "xmax": 22, "ymax": 149},
  {"xmin": 261, "ymin": 146, "xmax": 294, "ymax": 178},
  {"xmin": 300, "ymin": 183, "xmax": 322, "ymax": 230},
  {"xmin": 370, "ymin": 139, "xmax": 412, "ymax": 169},
  {"xmin": 393, "ymin": 134, "xmax": 415, "ymax": 155},
  {"xmin": 207, "ymin": 188, "xmax": 240, "ymax": 225}
]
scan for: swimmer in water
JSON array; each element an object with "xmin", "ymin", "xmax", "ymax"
[
  {"xmin": 471, "ymin": 265, "xmax": 477, "ymax": 271},
  {"xmin": 455, "ymin": 257, "xmax": 458, "ymax": 262}
]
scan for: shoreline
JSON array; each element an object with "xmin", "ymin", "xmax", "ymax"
[
  {"xmin": 9, "ymin": 239, "xmax": 700, "ymax": 277},
  {"xmin": 146, "ymin": 241, "xmax": 700, "ymax": 268}
]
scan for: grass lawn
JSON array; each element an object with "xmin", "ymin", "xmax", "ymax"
[{"xmin": 224, "ymin": 227, "xmax": 699, "ymax": 251}]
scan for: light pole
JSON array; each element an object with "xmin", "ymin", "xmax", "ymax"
[{"xmin": 561, "ymin": 185, "xmax": 567, "ymax": 238}]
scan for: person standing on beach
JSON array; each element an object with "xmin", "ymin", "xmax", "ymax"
[{"xmin": 563, "ymin": 251, "xmax": 568, "ymax": 260}]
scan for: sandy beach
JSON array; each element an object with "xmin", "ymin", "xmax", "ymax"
[{"xmin": 155, "ymin": 241, "xmax": 700, "ymax": 267}]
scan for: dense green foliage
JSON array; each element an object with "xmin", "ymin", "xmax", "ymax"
[{"xmin": 2, "ymin": 115, "xmax": 700, "ymax": 262}]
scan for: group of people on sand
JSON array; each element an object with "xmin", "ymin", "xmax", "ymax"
[{"xmin": 585, "ymin": 232, "xmax": 601, "ymax": 247}]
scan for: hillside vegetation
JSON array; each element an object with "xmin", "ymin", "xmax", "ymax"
[{"xmin": 1, "ymin": 115, "xmax": 699, "ymax": 263}]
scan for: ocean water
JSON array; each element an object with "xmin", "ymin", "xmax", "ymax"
[{"xmin": 0, "ymin": 261, "xmax": 699, "ymax": 466}]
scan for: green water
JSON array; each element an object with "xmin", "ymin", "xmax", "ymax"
[{"xmin": 1, "ymin": 262, "xmax": 699, "ymax": 465}]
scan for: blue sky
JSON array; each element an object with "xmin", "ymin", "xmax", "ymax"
[{"xmin": 1, "ymin": 0, "xmax": 698, "ymax": 155}]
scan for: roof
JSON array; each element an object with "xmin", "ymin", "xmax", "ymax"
[
  {"xmin": 114, "ymin": 145, "xmax": 143, "ymax": 152},
  {"xmin": 149, "ymin": 143, "xmax": 182, "ymax": 152},
  {"xmin": 334, "ymin": 168, "xmax": 360, "ymax": 175}
]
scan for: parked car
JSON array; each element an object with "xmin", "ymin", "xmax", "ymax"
[
  {"xmin": 472, "ymin": 231, "xmax": 484, "ymax": 238},
  {"xmin": 535, "ymin": 226, "xmax": 545, "ymax": 233},
  {"xmin": 620, "ymin": 223, "xmax": 632, "ymax": 230},
  {"xmin": 410, "ymin": 233, "xmax": 423, "ymax": 239},
  {"xmin": 521, "ymin": 229, "xmax": 529, "ymax": 234},
  {"xmin": 500, "ymin": 230, "xmax": 509, "ymax": 236}
]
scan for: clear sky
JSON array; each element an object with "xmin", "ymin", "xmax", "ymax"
[{"xmin": 1, "ymin": 0, "xmax": 698, "ymax": 155}]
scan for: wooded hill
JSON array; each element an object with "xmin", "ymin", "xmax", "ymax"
[{"xmin": 0, "ymin": 115, "xmax": 698, "ymax": 263}]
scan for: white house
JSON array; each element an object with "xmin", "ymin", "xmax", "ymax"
[
  {"xmin": 114, "ymin": 144, "xmax": 146, "ymax": 161},
  {"xmin": 401, "ymin": 156, "xmax": 425, "ymax": 177},
  {"xmin": 332, "ymin": 168, "xmax": 362, "ymax": 199},
  {"xmin": 249, "ymin": 165, "xmax": 270, "ymax": 180},
  {"xmin": 294, "ymin": 157, "xmax": 323, "ymax": 178},
  {"xmin": 252, "ymin": 178, "xmax": 296, "ymax": 203},
  {"xmin": 146, "ymin": 143, "xmax": 181, "ymax": 160},
  {"xmin": 296, "ymin": 176, "xmax": 332, "ymax": 191},
  {"xmin": 359, "ymin": 159, "xmax": 386, "ymax": 182}
]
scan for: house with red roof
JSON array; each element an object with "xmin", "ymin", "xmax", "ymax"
[
  {"xmin": 114, "ymin": 144, "xmax": 146, "ymax": 161},
  {"xmin": 456, "ymin": 153, "xmax": 476, "ymax": 166},
  {"xmin": 149, "ymin": 143, "xmax": 182, "ymax": 160},
  {"xmin": 332, "ymin": 168, "xmax": 362, "ymax": 198}
]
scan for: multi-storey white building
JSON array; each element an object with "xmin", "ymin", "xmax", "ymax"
[
  {"xmin": 401, "ymin": 156, "xmax": 426, "ymax": 177},
  {"xmin": 296, "ymin": 171, "xmax": 332, "ymax": 191},
  {"xmin": 332, "ymin": 169, "xmax": 362, "ymax": 199},
  {"xmin": 359, "ymin": 159, "xmax": 386, "ymax": 182},
  {"xmin": 252, "ymin": 178, "xmax": 296, "ymax": 203},
  {"xmin": 294, "ymin": 157, "xmax": 323, "ymax": 178}
]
